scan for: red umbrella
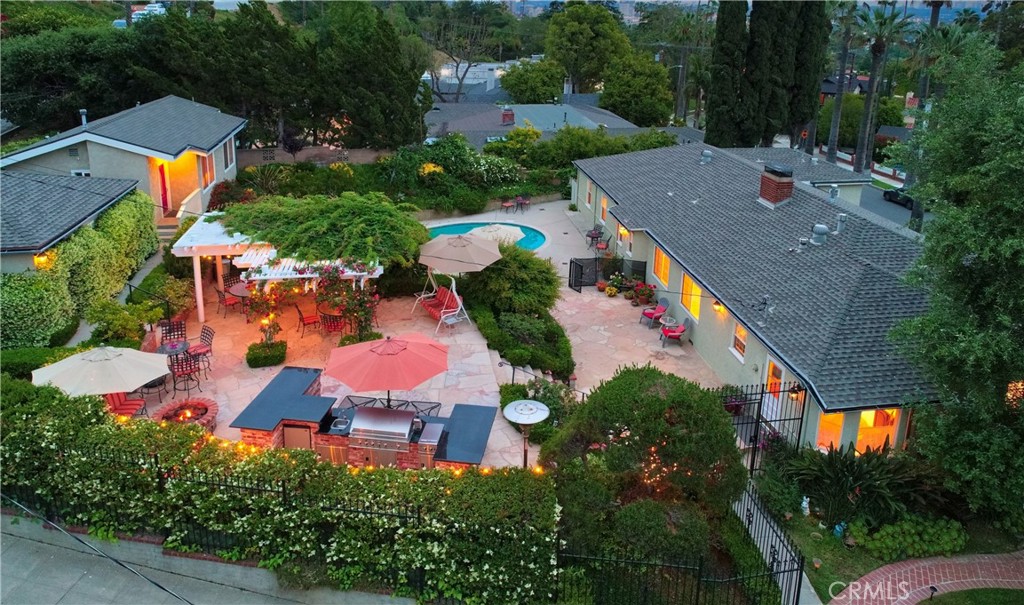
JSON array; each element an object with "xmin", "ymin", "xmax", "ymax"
[{"xmin": 324, "ymin": 333, "xmax": 449, "ymax": 404}]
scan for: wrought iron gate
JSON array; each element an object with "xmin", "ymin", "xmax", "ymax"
[{"xmin": 720, "ymin": 382, "xmax": 806, "ymax": 475}]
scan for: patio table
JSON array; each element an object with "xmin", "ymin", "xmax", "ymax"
[
  {"xmin": 228, "ymin": 282, "xmax": 251, "ymax": 298},
  {"xmin": 157, "ymin": 340, "xmax": 189, "ymax": 356},
  {"xmin": 317, "ymin": 303, "xmax": 343, "ymax": 317},
  {"xmin": 659, "ymin": 315, "xmax": 679, "ymax": 329}
]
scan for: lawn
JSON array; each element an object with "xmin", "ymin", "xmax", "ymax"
[
  {"xmin": 872, "ymin": 179, "xmax": 897, "ymax": 190},
  {"xmin": 783, "ymin": 516, "xmax": 883, "ymax": 603},
  {"xmin": 932, "ymin": 588, "xmax": 1024, "ymax": 604}
]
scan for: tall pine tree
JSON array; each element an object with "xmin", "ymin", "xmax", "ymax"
[
  {"xmin": 739, "ymin": 1, "xmax": 774, "ymax": 146},
  {"xmin": 704, "ymin": 0, "xmax": 748, "ymax": 148},
  {"xmin": 788, "ymin": 1, "xmax": 830, "ymax": 150},
  {"xmin": 762, "ymin": 2, "xmax": 800, "ymax": 145}
]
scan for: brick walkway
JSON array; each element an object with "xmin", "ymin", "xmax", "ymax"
[{"xmin": 831, "ymin": 550, "xmax": 1024, "ymax": 604}]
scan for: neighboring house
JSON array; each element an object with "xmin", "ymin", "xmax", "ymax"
[
  {"xmin": 0, "ymin": 171, "xmax": 137, "ymax": 273},
  {"xmin": 877, "ymin": 125, "xmax": 911, "ymax": 143},
  {"xmin": 573, "ymin": 144, "xmax": 933, "ymax": 452},
  {"xmin": 724, "ymin": 147, "xmax": 871, "ymax": 205},
  {"xmin": 820, "ymin": 74, "xmax": 864, "ymax": 100},
  {"xmin": 0, "ymin": 96, "xmax": 246, "ymax": 239}
]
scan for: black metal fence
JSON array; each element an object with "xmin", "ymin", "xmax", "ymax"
[
  {"xmin": 716, "ymin": 382, "xmax": 806, "ymax": 475},
  {"xmin": 555, "ymin": 484, "xmax": 805, "ymax": 604},
  {"xmin": 568, "ymin": 257, "xmax": 648, "ymax": 292}
]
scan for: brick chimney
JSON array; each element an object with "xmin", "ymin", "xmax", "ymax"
[
  {"xmin": 759, "ymin": 163, "xmax": 794, "ymax": 206},
  {"xmin": 501, "ymin": 106, "xmax": 515, "ymax": 126}
]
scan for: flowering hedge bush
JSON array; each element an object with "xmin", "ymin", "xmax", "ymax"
[
  {"xmin": 0, "ymin": 376, "xmax": 559, "ymax": 603},
  {"xmin": 0, "ymin": 270, "xmax": 76, "ymax": 348}
]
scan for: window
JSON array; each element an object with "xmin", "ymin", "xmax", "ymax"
[
  {"xmin": 586, "ymin": 181, "xmax": 592, "ymax": 208},
  {"xmin": 222, "ymin": 137, "xmax": 235, "ymax": 170},
  {"xmin": 200, "ymin": 154, "xmax": 215, "ymax": 189},
  {"xmin": 856, "ymin": 409, "xmax": 899, "ymax": 452},
  {"xmin": 600, "ymin": 196, "xmax": 608, "ymax": 223},
  {"xmin": 731, "ymin": 323, "xmax": 748, "ymax": 360},
  {"xmin": 817, "ymin": 412, "xmax": 844, "ymax": 451},
  {"xmin": 653, "ymin": 247, "xmax": 670, "ymax": 285},
  {"xmin": 681, "ymin": 274, "xmax": 701, "ymax": 320},
  {"xmin": 71, "ymin": 170, "xmax": 91, "ymax": 177}
]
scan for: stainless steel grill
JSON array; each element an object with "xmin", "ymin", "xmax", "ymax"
[{"xmin": 349, "ymin": 407, "xmax": 415, "ymax": 452}]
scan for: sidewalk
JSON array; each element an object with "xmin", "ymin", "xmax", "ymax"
[
  {"xmin": 1, "ymin": 515, "xmax": 410, "ymax": 605},
  {"xmin": 831, "ymin": 549, "xmax": 1024, "ymax": 604}
]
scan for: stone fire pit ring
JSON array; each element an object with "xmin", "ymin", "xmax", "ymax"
[{"xmin": 153, "ymin": 398, "xmax": 219, "ymax": 432}]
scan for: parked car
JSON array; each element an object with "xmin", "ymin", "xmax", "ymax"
[
  {"xmin": 882, "ymin": 187, "xmax": 914, "ymax": 209},
  {"xmin": 112, "ymin": 18, "xmax": 127, "ymax": 29}
]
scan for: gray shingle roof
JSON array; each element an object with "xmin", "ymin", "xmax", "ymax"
[
  {"xmin": 4, "ymin": 96, "xmax": 245, "ymax": 160},
  {"xmin": 724, "ymin": 147, "xmax": 872, "ymax": 185},
  {"xmin": 877, "ymin": 125, "xmax": 911, "ymax": 142},
  {"xmin": 0, "ymin": 171, "xmax": 137, "ymax": 254},
  {"xmin": 574, "ymin": 144, "xmax": 933, "ymax": 410}
]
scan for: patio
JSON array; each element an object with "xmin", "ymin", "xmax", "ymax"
[{"xmin": 134, "ymin": 200, "xmax": 721, "ymax": 468}]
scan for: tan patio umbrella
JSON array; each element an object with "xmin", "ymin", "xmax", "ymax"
[
  {"xmin": 467, "ymin": 223, "xmax": 524, "ymax": 244},
  {"xmin": 31, "ymin": 346, "xmax": 171, "ymax": 396},
  {"xmin": 324, "ymin": 333, "xmax": 449, "ymax": 405},
  {"xmin": 418, "ymin": 234, "xmax": 500, "ymax": 274}
]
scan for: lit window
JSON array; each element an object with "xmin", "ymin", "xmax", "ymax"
[
  {"xmin": 600, "ymin": 196, "xmax": 608, "ymax": 222},
  {"xmin": 200, "ymin": 154, "xmax": 215, "ymax": 189},
  {"xmin": 731, "ymin": 323, "xmax": 747, "ymax": 359},
  {"xmin": 856, "ymin": 409, "xmax": 899, "ymax": 452},
  {"xmin": 223, "ymin": 137, "xmax": 235, "ymax": 169},
  {"xmin": 586, "ymin": 181, "xmax": 592, "ymax": 208},
  {"xmin": 653, "ymin": 247, "xmax": 670, "ymax": 285},
  {"xmin": 817, "ymin": 412, "xmax": 844, "ymax": 451},
  {"xmin": 681, "ymin": 274, "xmax": 701, "ymax": 320}
]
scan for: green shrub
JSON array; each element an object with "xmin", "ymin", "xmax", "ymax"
[
  {"xmin": 376, "ymin": 263, "xmax": 427, "ymax": 298},
  {"xmin": 613, "ymin": 500, "xmax": 709, "ymax": 562},
  {"xmin": 337, "ymin": 331, "xmax": 383, "ymax": 347},
  {"xmin": 504, "ymin": 348, "xmax": 532, "ymax": 367},
  {"xmin": 85, "ymin": 301, "xmax": 163, "ymax": 343},
  {"xmin": 460, "ymin": 244, "xmax": 560, "ymax": 316},
  {"xmin": 0, "ymin": 348, "xmax": 62, "ymax": 380},
  {"xmin": 208, "ymin": 179, "xmax": 257, "ymax": 211},
  {"xmin": 48, "ymin": 316, "xmax": 80, "ymax": 347},
  {"xmin": 94, "ymin": 191, "xmax": 159, "ymax": 280},
  {"xmin": 849, "ymin": 515, "xmax": 968, "ymax": 562},
  {"xmin": 498, "ymin": 313, "xmax": 548, "ymax": 345},
  {"xmin": 163, "ymin": 216, "xmax": 199, "ymax": 279},
  {"xmin": 499, "ymin": 378, "xmax": 577, "ymax": 444},
  {"xmin": 499, "ymin": 383, "xmax": 530, "ymax": 403},
  {"xmin": 246, "ymin": 341, "xmax": 287, "ymax": 367},
  {"xmin": 755, "ymin": 465, "xmax": 803, "ymax": 520},
  {"xmin": 718, "ymin": 513, "xmax": 784, "ymax": 604},
  {"xmin": 0, "ymin": 271, "xmax": 76, "ymax": 349}
]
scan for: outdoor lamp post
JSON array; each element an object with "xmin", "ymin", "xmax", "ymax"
[{"xmin": 503, "ymin": 399, "xmax": 550, "ymax": 469}]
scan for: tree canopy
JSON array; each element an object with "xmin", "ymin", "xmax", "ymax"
[
  {"xmin": 704, "ymin": 0, "xmax": 748, "ymax": 147},
  {"xmin": 545, "ymin": 2, "xmax": 630, "ymax": 93},
  {"xmin": 216, "ymin": 192, "xmax": 429, "ymax": 267},
  {"xmin": 499, "ymin": 59, "xmax": 565, "ymax": 104},
  {"xmin": 599, "ymin": 53, "xmax": 673, "ymax": 127}
]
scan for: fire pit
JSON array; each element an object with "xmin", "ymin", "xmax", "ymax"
[{"xmin": 154, "ymin": 398, "xmax": 218, "ymax": 432}]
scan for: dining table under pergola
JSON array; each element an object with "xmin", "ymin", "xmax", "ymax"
[{"xmin": 170, "ymin": 212, "xmax": 383, "ymax": 323}]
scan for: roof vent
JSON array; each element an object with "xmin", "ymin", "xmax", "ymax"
[
  {"xmin": 700, "ymin": 149, "xmax": 713, "ymax": 165},
  {"xmin": 835, "ymin": 213, "xmax": 848, "ymax": 234},
  {"xmin": 811, "ymin": 157, "xmax": 819, "ymax": 165},
  {"xmin": 810, "ymin": 223, "xmax": 830, "ymax": 246},
  {"xmin": 79, "ymin": 109, "xmax": 87, "ymax": 127},
  {"xmin": 829, "ymin": 184, "xmax": 840, "ymax": 203},
  {"xmin": 759, "ymin": 164, "xmax": 794, "ymax": 206},
  {"xmin": 501, "ymin": 106, "xmax": 515, "ymax": 126}
]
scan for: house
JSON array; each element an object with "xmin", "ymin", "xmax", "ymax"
[
  {"xmin": 0, "ymin": 96, "xmax": 246, "ymax": 239},
  {"xmin": 0, "ymin": 171, "xmax": 137, "ymax": 273},
  {"xmin": 724, "ymin": 147, "xmax": 872, "ymax": 205},
  {"xmin": 573, "ymin": 144, "xmax": 934, "ymax": 452},
  {"xmin": 876, "ymin": 125, "xmax": 912, "ymax": 143}
]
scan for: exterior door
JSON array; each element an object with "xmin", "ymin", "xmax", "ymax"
[
  {"xmin": 763, "ymin": 357, "xmax": 785, "ymax": 422},
  {"xmin": 158, "ymin": 163, "xmax": 170, "ymax": 215}
]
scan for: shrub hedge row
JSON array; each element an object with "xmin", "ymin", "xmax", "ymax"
[
  {"xmin": 471, "ymin": 305, "xmax": 575, "ymax": 379},
  {"xmin": 0, "ymin": 376, "xmax": 558, "ymax": 604}
]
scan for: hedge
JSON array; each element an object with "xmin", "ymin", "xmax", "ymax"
[
  {"xmin": 0, "ymin": 376, "xmax": 559, "ymax": 604},
  {"xmin": 471, "ymin": 305, "xmax": 575, "ymax": 379},
  {"xmin": 246, "ymin": 341, "xmax": 287, "ymax": 367},
  {"xmin": 0, "ymin": 271, "xmax": 76, "ymax": 349}
]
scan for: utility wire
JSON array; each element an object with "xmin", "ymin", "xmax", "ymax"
[{"xmin": 0, "ymin": 493, "xmax": 196, "ymax": 605}]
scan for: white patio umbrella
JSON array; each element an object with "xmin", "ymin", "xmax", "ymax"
[
  {"xmin": 468, "ymin": 223, "xmax": 524, "ymax": 244},
  {"xmin": 31, "ymin": 346, "xmax": 171, "ymax": 396},
  {"xmin": 418, "ymin": 234, "xmax": 501, "ymax": 274}
]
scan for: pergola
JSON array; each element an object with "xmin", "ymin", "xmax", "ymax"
[{"xmin": 171, "ymin": 213, "xmax": 383, "ymax": 322}]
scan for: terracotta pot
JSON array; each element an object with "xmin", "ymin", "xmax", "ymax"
[
  {"xmin": 637, "ymin": 296, "xmax": 650, "ymax": 305},
  {"xmin": 596, "ymin": 282, "xmax": 607, "ymax": 292}
]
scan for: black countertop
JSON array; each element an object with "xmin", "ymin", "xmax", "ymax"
[
  {"xmin": 436, "ymin": 404, "xmax": 496, "ymax": 465},
  {"xmin": 229, "ymin": 367, "xmax": 336, "ymax": 431}
]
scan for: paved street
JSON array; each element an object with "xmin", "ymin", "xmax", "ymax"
[{"xmin": 859, "ymin": 185, "xmax": 933, "ymax": 226}]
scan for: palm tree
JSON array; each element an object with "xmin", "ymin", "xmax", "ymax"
[
  {"xmin": 852, "ymin": 7, "xmax": 911, "ymax": 173},
  {"xmin": 687, "ymin": 52, "xmax": 712, "ymax": 128},
  {"xmin": 954, "ymin": 8, "xmax": 981, "ymax": 29},
  {"xmin": 917, "ymin": 1, "xmax": 951, "ymax": 103},
  {"xmin": 825, "ymin": 1, "xmax": 859, "ymax": 164}
]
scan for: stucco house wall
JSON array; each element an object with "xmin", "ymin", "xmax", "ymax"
[{"xmin": 9, "ymin": 144, "xmax": 91, "ymax": 175}]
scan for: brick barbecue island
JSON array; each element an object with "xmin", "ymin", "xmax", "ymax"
[{"xmin": 230, "ymin": 367, "xmax": 496, "ymax": 470}]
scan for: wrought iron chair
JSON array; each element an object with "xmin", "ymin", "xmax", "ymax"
[
  {"xmin": 224, "ymin": 274, "xmax": 241, "ymax": 289},
  {"xmin": 640, "ymin": 297, "xmax": 670, "ymax": 328},
  {"xmin": 135, "ymin": 375, "xmax": 169, "ymax": 404},
  {"xmin": 188, "ymin": 325, "xmax": 215, "ymax": 378},
  {"xmin": 320, "ymin": 313, "xmax": 347, "ymax": 334},
  {"xmin": 169, "ymin": 352, "xmax": 203, "ymax": 396},
  {"xmin": 586, "ymin": 226, "xmax": 603, "ymax": 248},
  {"xmin": 216, "ymin": 288, "xmax": 241, "ymax": 316},
  {"xmin": 161, "ymin": 320, "xmax": 186, "ymax": 343},
  {"xmin": 295, "ymin": 305, "xmax": 320, "ymax": 338},
  {"xmin": 595, "ymin": 235, "xmax": 611, "ymax": 253}
]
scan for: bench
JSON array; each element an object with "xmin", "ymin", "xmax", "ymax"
[
  {"xmin": 420, "ymin": 286, "xmax": 462, "ymax": 320},
  {"xmin": 104, "ymin": 392, "xmax": 147, "ymax": 417}
]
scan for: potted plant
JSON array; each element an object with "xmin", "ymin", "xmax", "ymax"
[
  {"xmin": 605, "ymin": 286, "xmax": 619, "ymax": 297},
  {"xmin": 635, "ymin": 283, "xmax": 655, "ymax": 306},
  {"xmin": 596, "ymin": 280, "xmax": 607, "ymax": 292},
  {"xmin": 608, "ymin": 272, "xmax": 625, "ymax": 290},
  {"xmin": 623, "ymin": 290, "xmax": 635, "ymax": 301}
]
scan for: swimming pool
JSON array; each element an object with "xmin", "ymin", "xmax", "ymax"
[{"xmin": 428, "ymin": 222, "xmax": 547, "ymax": 251}]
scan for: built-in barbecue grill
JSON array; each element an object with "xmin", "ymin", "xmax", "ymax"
[{"xmin": 349, "ymin": 407, "xmax": 415, "ymax": 452}]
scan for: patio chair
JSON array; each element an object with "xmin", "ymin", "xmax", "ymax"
[
  {"xmin": 161, "ymin": 320, "xmax": 186, "ymax": 343},
  {"xmin": 640, "ymin": 297, "xmax": 669, "ymax": 328},
  {"xmin": 104, "ymin": 391, "xmax": 147, "ymax": 417},
  {"xmin": 295, "ymin": 305, "xmax": 320, "ymax": 338},
  {"xmin": 134, "ymin": 375, "xmax": 169, "ymax": 404},
  {"xmin": 320, "ymin": 313, "xmax": 347, "ymax": 334},
  {"xmin": 224, "ymin": 274, "xmax": 241, "ymax": 289},
  {"xmin": 188, "ymin": 325, "xmax": 215, "ymax": 377},
  {"xmin": 216, "ymin": 288, "xmax": 241, "ymax": 316},
  {"xmin": 595, "ymin": 236, "xmax": 611, "ymax": 253},
  {"xmin": 501, "ymin": 198, "xmax": 515, "ymax": 213},
  {"xmin": 660, "ymin": 318, "xmax": 691, "ymax": 347},
  {"xmin": 169, "ymin": 352, "xmax": 203, "ymax": 397},
  {"xmin": 519, "ymin": 194, "xmax": 531, "ymax": 212},
  {"xmin": 412, "ymin": 271, "xmax": 440, "ymax": 314}
]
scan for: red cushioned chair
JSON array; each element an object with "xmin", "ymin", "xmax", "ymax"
[
  {"xmin": 660, "ymin": 319, "xmax": 690, "ymax": 347},
  {"xmin": 104, "ymin": 392, "xmax": 147, "ymax": 417},
  {"xmin": 640, "ymin": 297, "xmax": 669, "ymax": 328}
]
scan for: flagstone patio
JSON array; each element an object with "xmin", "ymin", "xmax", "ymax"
[{"xmin": 140, "ymin": 200, "xmax": 721, "ymax": 469}]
